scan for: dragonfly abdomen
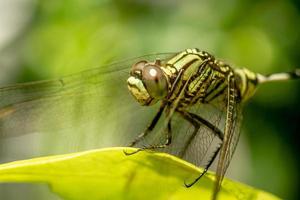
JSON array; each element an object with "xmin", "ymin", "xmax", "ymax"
[{"xmin": 233, "ymin": 68, "xmax": 259, "ymax": 101}]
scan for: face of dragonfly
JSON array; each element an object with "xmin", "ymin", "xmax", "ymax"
[{"xmin": 127, "ymin": 59, "xmax": 169, "ymax": 106}]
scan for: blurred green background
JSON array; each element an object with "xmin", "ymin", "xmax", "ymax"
[{"xmin": 0, "ymin": 0, "xmax": 299, "ymax": 199}]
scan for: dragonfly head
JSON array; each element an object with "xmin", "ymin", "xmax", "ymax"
[{"xmin": 127, "ymin": 59, "xmax": 169, "ymax": 106}]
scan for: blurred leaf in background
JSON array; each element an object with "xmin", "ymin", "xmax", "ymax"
[{"xmin": 0, "ymin": 0, "xmax": 299, "ymax": 199}]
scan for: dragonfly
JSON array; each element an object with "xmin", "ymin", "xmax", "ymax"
[
  {"xmin": 125, "ymin": 48, "xmax": 300, "ymax": 199},
  {"xmin": 0, "ymin": 48, "xmax": 299, "ymax": 199}
]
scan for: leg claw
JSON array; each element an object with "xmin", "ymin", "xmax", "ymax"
[{"xmin": 123, "ymin": 148, "xmax": 141, "ymax": 156}]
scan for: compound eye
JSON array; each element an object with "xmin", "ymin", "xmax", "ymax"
[
  {"xmin": 142, "ymin": 65, "xmax": 168, "ymax": 99},
  {"xmin": 131, "ymin": 60, "xmax": 148, "ymax": 76}
]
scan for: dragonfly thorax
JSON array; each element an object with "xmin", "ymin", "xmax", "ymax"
[{"xmin": 127, "ymin": 59, "xmax": 170, "ymax": 106}]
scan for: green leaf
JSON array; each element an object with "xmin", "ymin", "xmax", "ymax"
[{"xmin": 0, "ymin": 147, "xmax": 280, "ymax": 200}]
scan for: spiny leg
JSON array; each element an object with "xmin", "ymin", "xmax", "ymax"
[
  {"xmin": 176, "ymin": 109, "xmax": 224, "ymax": 186},
  {"xmin": 125, "ymin": 119, "xmax": 172, "ymax": 155},
  {"xmin": 177, "ymin": 109, "xmax": 223, "ymax": 157},
  {"xmin": 128, "ymin": 102, "xmax": 166, "ymax": 145},
  {"xmin": 188, "ymin": 112, "xmax": 223, "ymax": 140},
  {"xmin": 177, "ymin": 111, "xmax": 200, "ymax": 158},
  {"xmin": 185, "ymin": 144, "xmax": 221, "ymax": 187},
  {"xmin": 124, "ymin": 103, "xmax": 166, "ymax": 155}
]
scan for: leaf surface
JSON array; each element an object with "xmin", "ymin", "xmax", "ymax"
[{"xmin": 0, "ymin": 147, "xmax": 280, "ymax": 200}]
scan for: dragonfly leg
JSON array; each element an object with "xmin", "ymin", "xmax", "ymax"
[
  {"xmin": 124, "ymin": 102, "xmax": 166, "ymax": 155},
  {"xmin": 185, "ymin": 144, "xmax": 221, "ymax": 187},
  {"xmin": 124, "ymin": 120, "xmax": 172, "ymax": 155},
  {"xmin": 177, "ymin": 110, "xmax": 223, "ymax": 157},
  {"xmin": 176, "ymin": 109, "xmax": 224, "ymax": 186},
  {"xmin": 187, "ymin": 112, "xmax": 223, "ymax": 140},
  {"xmin": 177, "ymin": 111, "xmax": 200, "ymax": 158}
]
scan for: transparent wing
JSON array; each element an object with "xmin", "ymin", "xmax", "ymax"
[
  {"xmin": 164, "ymin": 63, "xmax": 227, "ymax": 168},
  {"xmin": 0, "ymin": 53, "xmax": 175, "ymax": 151},
  {"xmin": 134, "ymin": 61, "xmax": 227, "ymax": 168},
  {"xmin": 135, "ymin": 102, "xmax": 222, "ymax": 166},
  {"xmin": 144, "ymin": 102, "xmax": 223, "ymax": 170},
  {"xmin": 181, "ymin": 99, "xmax": 225, "ymax": 166},
  {"xmin": 131, "ymin": 61, "xmax": 242, "ymax": 200},
  {"xmin": 213, "ymin": 76, "xmax": 242, "ymax": 200},
  {"xmin": 166, "ymin": 73, "xmax": 241, "ymax": 197}
]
